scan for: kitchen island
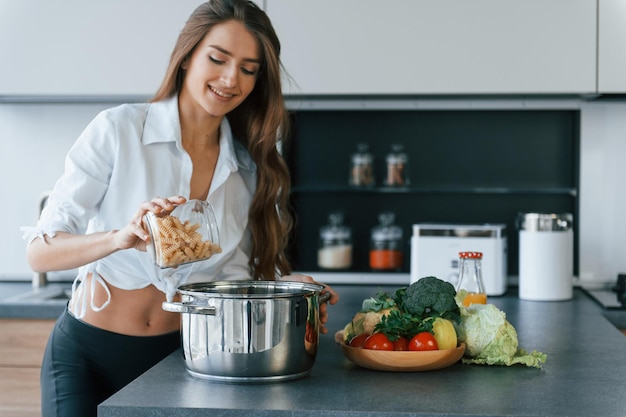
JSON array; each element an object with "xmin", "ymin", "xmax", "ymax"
[{"xmin": 98, "ymin": 285, "xmax": 626, "ymax": 417}]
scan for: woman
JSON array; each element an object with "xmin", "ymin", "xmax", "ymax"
[{"xmin": 23, "ymin": 1, "xmax": 338, "ymax": 416}]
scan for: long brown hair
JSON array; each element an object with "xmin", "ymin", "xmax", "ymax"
[{"xmin": 152, "ymin": 0, "xmax": 293, "ymax": 280}]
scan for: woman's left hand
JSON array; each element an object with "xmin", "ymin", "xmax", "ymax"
[{"xmin": 278, "ymin": 274, "xmax": 339, "ymax": 334}]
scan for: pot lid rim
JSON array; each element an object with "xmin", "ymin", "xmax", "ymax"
[{"xmin": 176, "ymin": 280, "xmax": 324, "ymax": 298}]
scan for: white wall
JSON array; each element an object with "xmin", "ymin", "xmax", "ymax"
[
  {"xmin": 0, "ymin": 102, "xmax": 116, "ymax": 279},
  {"xmin": 0, "ymin": 0, "xmax": 198, "ymax": 96}
]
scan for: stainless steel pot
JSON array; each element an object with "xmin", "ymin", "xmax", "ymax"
[{"xmin": 162, "ymin": 280, "xmax": 330, "ymax": 383}]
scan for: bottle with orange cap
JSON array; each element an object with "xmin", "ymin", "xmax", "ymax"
[{"xmin": 455, "ymin": 251, "xmax": 488, "ymax": 307}]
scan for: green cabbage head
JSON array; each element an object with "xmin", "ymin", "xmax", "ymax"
[
  {"xmin": 457, "ymin": 303, "xmax": 518, "ymax": 358},
  {"xmin": 455, "ymin": 295, "xmax": 547, "ymax": 368}
]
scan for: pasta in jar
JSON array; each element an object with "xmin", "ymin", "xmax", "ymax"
[{"xmin": 144, "ymin": 200, "xmax": 221, "ymax": 268}]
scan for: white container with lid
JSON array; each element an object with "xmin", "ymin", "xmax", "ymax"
[{"xmin": 518, "ymin": 213, "xmax": 573, "ymax": 301}]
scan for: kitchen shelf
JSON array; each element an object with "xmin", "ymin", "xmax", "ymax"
[
  {"xmin": 295, "ymin": 272, "xmax": 411, "ymax": 285},
  {"xmin": 292, "ymin": 186, "xmax": 577, "ymax": 196},
  {"xmin": 286, "ymin": 107, "xmax": 580, "ymax": 277}
]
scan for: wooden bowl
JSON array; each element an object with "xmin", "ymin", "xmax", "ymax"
[{"xmin": 335, "ymin": 331, "xmax": 465, "ymax": 372}]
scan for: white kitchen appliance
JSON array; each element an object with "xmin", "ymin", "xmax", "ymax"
[
  {"xmin": 518, "ymin": 213, "xmax": 573, "ymax": 301},
  {"xmin": 410, "ymin": 223, "xmax": 508, "ymax": 296}
]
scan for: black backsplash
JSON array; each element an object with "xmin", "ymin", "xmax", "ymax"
[{"xmin": 285, "ymin": 109, "xmax": 580, "ymax": 276}]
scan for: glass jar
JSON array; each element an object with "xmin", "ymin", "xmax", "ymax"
[
  {"xmin": 143, "ymin": 199, "xmax": 221, "ymax": 268},
  {"xmin": 455, "ymin": 251, "xmax": 487, "ymax": 306},
  {"xmin": 369, "ymin": 212, "xmax": 404, "ymax": 271},
  {"xmin": 349, "ymin": 143, "xmax": 374, "ymax": 187},
  {"xmin": 317, "ymin": 212, "xmax": 352, "ymax": 270},
  {"xmin": 384, "ymin": 144, "xmax": 409, "ymax": 187}
]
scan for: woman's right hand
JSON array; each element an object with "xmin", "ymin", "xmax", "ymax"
[
  {"xmin": 115, "ymin": 195, "xmax": 187, "ymax": 252},
  {"xmin": 27, "ymin": 195, "xmax": 185, "ymax": 273}
]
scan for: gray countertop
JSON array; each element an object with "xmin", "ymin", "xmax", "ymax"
[
  {"xmin": 0, "ymin": 281, "xmax": 68, "ymax": 319},
  {"xmin": 98, "ymin": 285, "xmax": 626, "ymax": 417}
]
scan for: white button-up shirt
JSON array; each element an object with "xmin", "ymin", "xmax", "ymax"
[{"xmin": 23, "ymin": 96, "xmax": 256, "ymax": 315}]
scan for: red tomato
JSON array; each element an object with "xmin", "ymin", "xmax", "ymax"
[
  {"xmin": 393, "ymin": 337, "xmax": 409, "ymax": 351},
  {"xmin": 348, "ymin": 333, "xmax": 369, "ymax": 348},
  {"xmin": 363, "ymin": 333, "xmax": 394, "ymax": 351},
  {"xmin": 409, "ymin": 332, "xmax": 439, "ymax": 351}
]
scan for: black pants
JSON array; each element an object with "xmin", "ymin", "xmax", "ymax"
[{"xmin": 41, "ymin": 306, "xmax": 179, "ymax": 417}]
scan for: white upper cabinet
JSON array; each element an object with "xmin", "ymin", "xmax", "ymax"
[
  {"xmin": 598, "ymin": 0, "xmax": 626, "ymax": 93},
  {"xmin": 0, "ymin": 0, "xmax": 202, "ymax": 97},
  {"xmin": 266, "ymin": 0, "xmax": 597, "ymax": 95}
]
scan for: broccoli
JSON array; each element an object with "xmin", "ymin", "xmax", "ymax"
[{"xmin": 397, "ymin": 276, "xmax": 460, "ymax": 323}]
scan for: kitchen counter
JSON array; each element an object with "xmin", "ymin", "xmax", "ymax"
[
  {"xmin": 0, "ymin": 281, "xmax": 68, "ymax": 319},
  {"xmin": 99, "ymin": 285, "xmax": 626, "ymax": 417}
]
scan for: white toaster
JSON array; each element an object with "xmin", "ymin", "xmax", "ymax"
[{"xmin": 410, "ymin": 223, "xmax": 508, "ymax": 296}]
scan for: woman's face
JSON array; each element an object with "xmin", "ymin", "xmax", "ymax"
[{"xmin": 180, "ymin": 20, "xmax": 261, "ymax": 118}]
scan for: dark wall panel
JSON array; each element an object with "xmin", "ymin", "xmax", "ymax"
[{"xmin": 286, "ymin": 109, "xmax": 580, "ymax": 276}]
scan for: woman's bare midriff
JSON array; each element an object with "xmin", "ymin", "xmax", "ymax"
[{"xmin": 69, "ymin": 274, "xmax": 181, "ymax": 336}]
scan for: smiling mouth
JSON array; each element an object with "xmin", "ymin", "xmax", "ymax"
[{"xmin": 210, "ymin": 86, "xmax": 235, "ymax": 98}]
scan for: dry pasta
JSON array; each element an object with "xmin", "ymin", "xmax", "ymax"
[{"xmin": 151, "ymin": 214, "xmax": 222, "ymax": 267}]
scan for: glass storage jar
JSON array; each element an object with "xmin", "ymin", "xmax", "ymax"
[
  {"xmin": 317, "ymin": 212, "xmax": 352, "ymax": 270},
  {"xmin": 369, "ymin": 212, "xmax": 404, "ymax": 271},
  {"xmin": 384, "ymin": 144, "xmax": 409, "ymax": 187},
  {"xmin": 349, "ymin": 143, "xmax": 374, "ymax": 187},
  {"xmin": 143, "ymin": 199, "xmax": 221, "ymax": 268}
]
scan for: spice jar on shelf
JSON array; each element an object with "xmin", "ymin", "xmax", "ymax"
[
  {"xmin": 455, "ymin": 251, "xmax": 488, "ymax": 306},
  {"xmin": 384, "ymin": 144, "xmax": 409, "ymax": 187},
  {"xmin": 317, "ymin": 212, "xmax": 352, "ymax": 270},
  {"xmin": 349, "ymin": 143, "xmax": 374, "ymax": 187},
  {"xmin": 369, "ymin": 212, "xmax": 404, "ymax": 271}
]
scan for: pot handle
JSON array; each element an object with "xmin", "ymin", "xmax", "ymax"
[
  {"xmin": 162, "ymin": 301, "xmax": 217, "ymax": 315},
  {"xmin": 319, "ymin": 291, "xmax": 331, "ymax": 304}
]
